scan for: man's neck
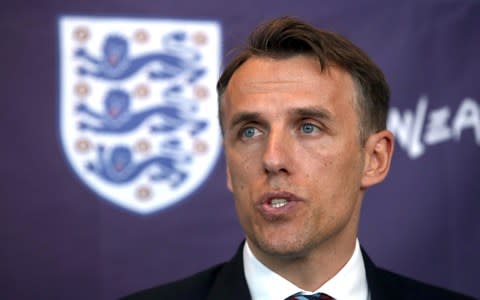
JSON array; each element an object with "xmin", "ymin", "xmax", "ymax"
[{"xmin": 247, "ymin": 237, "xmax": 357, "ymax": 292}]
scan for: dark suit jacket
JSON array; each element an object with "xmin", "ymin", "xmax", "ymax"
[{"xmin": 121, "ymin": 245, "xmax": 475, "ymax": 300}]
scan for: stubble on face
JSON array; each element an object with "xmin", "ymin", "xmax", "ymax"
[{"xmin": 222, "ymin": 55, "xmax": 366, "ymax": 264}]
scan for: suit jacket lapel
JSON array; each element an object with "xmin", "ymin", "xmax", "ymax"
[
  {"xmin": 207, "ymin": 243, "xmax": 252, "ymax": 300},
  {"xmin": 362, "ymin": 249, "xmax": 403, "ymax": 300}
]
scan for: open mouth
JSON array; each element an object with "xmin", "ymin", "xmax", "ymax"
[
  {"xmin": 270, "ymin": 198, "xmax": 289, "ymax": 208},
  {"xmin": 258, "ymin": 192, "xmax": 303, "ymax": 217}
]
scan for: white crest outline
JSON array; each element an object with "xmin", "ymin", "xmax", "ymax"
[{"xmin": 58, "ymin": 15, "xmax": 222, "ymax": 214}]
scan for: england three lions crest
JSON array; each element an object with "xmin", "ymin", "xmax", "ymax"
[{"xmin": 58, "ymin": 16, "xmax": 222, "ymax": 214}]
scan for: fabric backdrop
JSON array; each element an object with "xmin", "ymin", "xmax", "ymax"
[{"xmin": 2, "ymin": 0, "xmax": 479, "ymax": 299}]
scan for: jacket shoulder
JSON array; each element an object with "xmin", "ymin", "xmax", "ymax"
[
  {"xmin": 120, "ymin": 243, "xmax": 250, "ymax": 300},
  {"xmin": 362, "ymin": 249, "xmax": 474, "ymax": 300},
  {"xmin": 374, "ymin": 267, "xmax": 475, "ymax": 300},
  {"xmin": 120, "ymin": 263, "xmax": 224, "ymax": 300}
]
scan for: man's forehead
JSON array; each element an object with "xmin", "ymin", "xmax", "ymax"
[
  {"xmin": 219, "ymin": 55, "xmax": 360, "ymax": 131},
  {"xmin": 230, "ymin": 80, "xmax": 321, "ymax": 96},
  {"xmin": 228, "ymin": 56, "xmax": 346, "ymax": 90},
  {"xmin": 224, "ymin": 57, "xmax": 353, "ymax": 104}
]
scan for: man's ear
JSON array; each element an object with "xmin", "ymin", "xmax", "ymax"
[{"xmin": 361, "ymin": 130, "xmax": 395, "ymax": 188}]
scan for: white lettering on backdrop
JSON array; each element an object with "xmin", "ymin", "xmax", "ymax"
[{"xmin": 388, "ymin": 96, "xmax": 480, "ymax": 159}]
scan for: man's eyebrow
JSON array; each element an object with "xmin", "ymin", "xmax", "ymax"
[
  {"xmin": 228, "ymin": 112, "xmax": 262, "ymax": 129},
  {"xmin": 289, "ymin": 107, "xmax": 333, "ymax": 121},
  {"xmin": 227, "ymin": 108, "xmax": 333, "ymax": 129}
]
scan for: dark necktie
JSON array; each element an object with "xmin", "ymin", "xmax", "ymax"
[{"xmin": 285, "ymin": 292, "xmax": 335, "ymax": 300}]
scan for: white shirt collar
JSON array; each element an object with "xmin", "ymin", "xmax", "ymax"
[{"xmin": 243, "ymin": 239, "xmax": 370, "ymax": 300}]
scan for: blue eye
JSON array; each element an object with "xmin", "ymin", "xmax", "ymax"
[
  {"xmin": 301, "ymin": 123, "xmax": 316, "ymax": 134},
  {"xmin": 242, "ymin": 127, "xmax": 257, "ymax": 138}
]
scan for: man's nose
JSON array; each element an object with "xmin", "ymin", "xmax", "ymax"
[{"xmin": 262, "ymin": 130, "xmax": 291, "ymax": 175}]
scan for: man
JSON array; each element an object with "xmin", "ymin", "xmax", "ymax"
[{"xmin": 123, "ymin": 17, "xmax": 474, "ymax": 300}]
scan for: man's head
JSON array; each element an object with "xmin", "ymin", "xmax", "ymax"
[
  {"xmin": 218, "ymin": 16, "xmax": 390, "ymax": 144},
  {"xmin": 218, "ymin": 17, "xmax": 394, "ymax": 271}
]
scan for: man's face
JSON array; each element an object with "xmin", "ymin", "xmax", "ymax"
[{"xmin": 222, "ymin": 55, "xmax": 369, "ymax": 260}]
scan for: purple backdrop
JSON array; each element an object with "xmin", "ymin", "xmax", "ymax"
[{"xmin": 2, "ymin": 0, "xmax": 479, "ymax": 299}]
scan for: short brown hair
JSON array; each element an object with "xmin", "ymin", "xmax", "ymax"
[{"xmin": 216, "ymin": 16, "xmax": 390, "ymax": 144}]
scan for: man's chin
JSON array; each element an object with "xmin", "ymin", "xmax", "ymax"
[{"xmin": 252, "ymin": 238, "xmax": 312, "ymax": 261}]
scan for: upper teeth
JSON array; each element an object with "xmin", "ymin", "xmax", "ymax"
[{"xmin": 271, "ymin": 198, "xmax": 288, "ymax": 208}]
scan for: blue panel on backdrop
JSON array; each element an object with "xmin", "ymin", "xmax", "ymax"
[{"xmin": 2, "ymin": 1, "xmax": 479, "ymax": 299}]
